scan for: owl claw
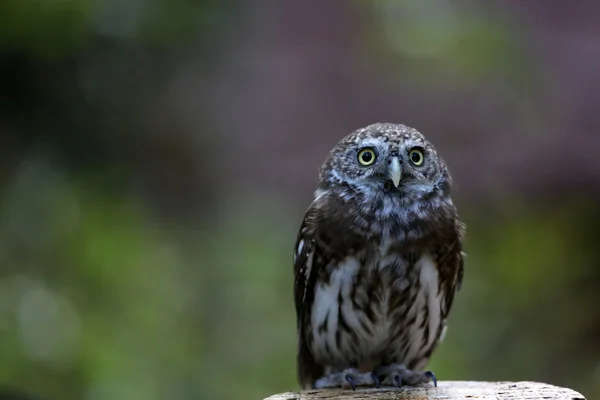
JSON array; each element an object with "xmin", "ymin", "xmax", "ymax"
[
  {"xmin": 373, "ymin": 363, "xmax": 437, "ymax": 388},
  {"xmin": 313, "ymin": 368, "xmax": 374, "ymax": 390},
  {"xmin": 394, "ymin": 375, "xmax": 402, "ymax": 388},
  {"xmin": 345, "ymin": 374, "xmax": 356, "ymax": 391},
  {"xmin": 371, "ymin": 372, "xmax": 380, "ymax": 388},
  {"xmin": 424, "ymin": 371, "xmax": 437, "ymax": 387}
]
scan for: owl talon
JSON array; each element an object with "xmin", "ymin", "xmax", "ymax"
[
  {"xmin": 374, "ymin": 363, "xmax": 437, "ymax": 387},
  {"xmin": 394, "ymin": 375, "xmax": 402, "ymax": 388},
  {"xmin": 345, "ymin": 374, "xmax": 356, "ymax": 391},
  {"xmin": 425, "ymin": 371, "xmax": 437, "ymax": 387},
  {"xmin": 313, "ymin": 368, "xmax": 373, "ymax": 389},
  {"xmin": 371, "ymin": 372, "xmax": 380, "ymax": 388}
]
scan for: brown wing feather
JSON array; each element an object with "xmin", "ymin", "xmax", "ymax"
[
  {"xmin": 435, "ymin": 229, "xmax": 465, "ymax": 322},
  {"xmin": 412, "ymin": 235, "xmax": 463, "ymax": 367},
  {"xmin": 293, "ymin": 206, "xmax": 324, "ymax": 389}
]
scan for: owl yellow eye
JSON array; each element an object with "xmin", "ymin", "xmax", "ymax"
[
  {"xmin": 408, "ymin": 148, "xmax": 424, "ymax": 166},
  {"xmin": 357, "ymin": 148, "xmax": 377, "ymax": 166}
]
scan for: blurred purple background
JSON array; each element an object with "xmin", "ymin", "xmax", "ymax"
[{"xmin": 0, "ymin": 1, "xmax": 598, "ymax": 399}]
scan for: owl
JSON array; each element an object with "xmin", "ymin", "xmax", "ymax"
[{"xmin": 293, "ymin": 123, "xmax": 465, "ymax": 390}]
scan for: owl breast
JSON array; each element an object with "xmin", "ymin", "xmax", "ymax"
[{"xmin": 308, "ymin": 246, "xmax": 445, "ymax": 372}]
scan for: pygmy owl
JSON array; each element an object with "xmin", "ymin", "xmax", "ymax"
[{"xmin": 293, "ymin": 123, "xmax": 465, "ymax": 390}]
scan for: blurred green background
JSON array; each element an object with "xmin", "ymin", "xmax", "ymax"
[{"xmin": 0, "ymin": 0, "xmax": 599, "ymax": 399}]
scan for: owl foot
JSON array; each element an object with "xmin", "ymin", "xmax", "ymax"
[
  {"xmin": 313, "ymin": 368, "xmax": 375, "ymax": 390},
  {"xmin": 372, "ymin": 364, "xmax": 437, "ymax": 388}
]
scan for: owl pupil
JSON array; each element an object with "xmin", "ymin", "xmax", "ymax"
[
  {"xmin": 411, "ymin": 153, "xmax": 421, "ymax": 162},
  {"xmin": 362, "ymin": 152, "xmax": 372, "ymax": 162}
]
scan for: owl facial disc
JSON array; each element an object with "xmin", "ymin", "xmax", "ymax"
[{"xmin": 388, "ymin": 157, "xmax": 401, "ymax": 187}]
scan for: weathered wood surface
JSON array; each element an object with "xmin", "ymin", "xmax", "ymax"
[{"xmin": 265, "ymin": 381, "xmax": 586, "ymax": 400}]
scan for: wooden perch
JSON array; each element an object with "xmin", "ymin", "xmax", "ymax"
[{"xmin": 264, "ymin": 381, "xmax": 586, "ymax": 400}]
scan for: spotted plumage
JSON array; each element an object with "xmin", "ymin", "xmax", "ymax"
[{"xmin": 293, "ymin": 123, "xmax": 465, "ymax": 390}]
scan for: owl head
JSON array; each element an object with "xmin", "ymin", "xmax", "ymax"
[{"xmin": 318, "ymin": 123, "xmax": 451, "ymax": 197}]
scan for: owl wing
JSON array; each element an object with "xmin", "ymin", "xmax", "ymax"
[
  {"xmin": 293, "ymin": 195, "xmax": 366, "ymax": 388},
  {"xmin": 293, "ymin": 204, "xmax": 324, "ymax": 388},
  {"xmin": 293, "ymin": 214, "xmax": 315, "ymax": 319},
  {"xmin": 436, "ymin": 233, "xmax": 465, "ymax": 324}
]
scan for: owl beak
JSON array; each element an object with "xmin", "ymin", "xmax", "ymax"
[{"xmin": 388, "ymin": 157, "xmax": 402, "ymax": 187}]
